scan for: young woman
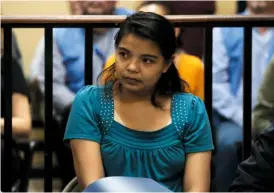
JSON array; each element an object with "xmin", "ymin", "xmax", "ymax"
[
  {"xmin": 103, "ymin": 1, "xmax": 205, "ymax": 100},
  {"xmin": 64, "ymin": 12, "xmax": 214, "ymax": 192}
]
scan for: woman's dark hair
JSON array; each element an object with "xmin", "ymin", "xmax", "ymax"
[{"xmin": 98, "ymin": 11, "xmax": 189, "ymax": 107}]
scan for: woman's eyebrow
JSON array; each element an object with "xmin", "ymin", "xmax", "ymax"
[
  {"xmin": 117, "ymin": 46, "xmax": 158, "ymax": 59},
  {"xmin": 117, "ymin": 47, "xmax": 130, "ymax": 52},
  {"xmin": 141, "ymin": 54, "xmax": 158, "ymax": 59}
]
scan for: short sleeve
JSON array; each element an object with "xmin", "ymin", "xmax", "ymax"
[
  {"xmin": 64, "ymin": 86, "xmax": 102, "ymax": 143},
  {"xmin": 184, "ymin": 96, "xmax": 214, "ymax": 153}
]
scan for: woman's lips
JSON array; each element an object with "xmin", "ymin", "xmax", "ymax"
[{"xmin": 123, "ymin": 77, "xmax": 141, "ymax": 84}]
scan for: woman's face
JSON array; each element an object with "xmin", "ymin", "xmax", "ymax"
[{"xmin": 115, "ymin": 34, "xmax": 171, "ymax": 94}]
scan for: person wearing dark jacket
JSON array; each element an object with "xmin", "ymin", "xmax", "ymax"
[{"xmin": 230, "ymin": 124, "xmax": 274, "ymax": 191}]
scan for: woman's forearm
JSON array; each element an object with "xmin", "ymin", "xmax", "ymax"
[
  {"xmin": 1, "ymin": 117, "xmax": 31, "ymax": 137},
  {"xmin": 185, "ymin": 187, "xmax": 210, "ymax": 192}
]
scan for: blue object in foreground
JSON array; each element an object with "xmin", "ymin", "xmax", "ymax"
[{"xmin": 83, "ymin": 176, "xmax": 172, "ymax": 192}]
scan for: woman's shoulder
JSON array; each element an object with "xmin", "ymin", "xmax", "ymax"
[
  {"xmin": 174, "ymin": 92, "xmax": 200, "ymax": 101},
  {"xmin": 75, "ymin": 84, "xmax": 112, "ymax": 101},
  {"xmin": 173, "ymin": 92, "xmax": 204, "ymax": 110},
  {"xmin": 172, "ymin": 93, "xmax": 210, "ymax": 139},
  {"xmin": 76, "ymin": 85, "xmax": 100, "ymax": 96}
]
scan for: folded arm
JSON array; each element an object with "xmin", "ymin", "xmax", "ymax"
[{"xmin": 30, "ymin": 38, "xmax": 75, "ymax": 116}]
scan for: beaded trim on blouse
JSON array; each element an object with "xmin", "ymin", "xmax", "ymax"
[
  {"xmin": 99, "ymin": 87, "xmax": 114, "ymax": 135},
  {"xmin": 98, "ymin": 85, "xmax": 196, "ymax": 140}
]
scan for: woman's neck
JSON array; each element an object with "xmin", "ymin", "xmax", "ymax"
[
  {"xmin": 113, "ymin": 82, "xmax": 153, "ymax": 103},
  {"xmin": 113, "ymin": 82, "xmax": 171, "ymax": 111}
]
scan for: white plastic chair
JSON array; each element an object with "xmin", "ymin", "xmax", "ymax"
[{"xmin": 62, "ymin": 177, "xmax": 83, "ymax": 192}]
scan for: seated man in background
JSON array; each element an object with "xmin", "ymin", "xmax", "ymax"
[
  {"xmin": 30, "ymin": 0, "xmax": 132, "ymax": 187},
  {"xmin": 31, "ymin": 0, "xmax": 132, "ymax": 123},
  {"xmin": 103, "ymin": 1, "xmax": 205, "ymax": 100},
  {"xmin": 230, "ymin": 123, "xmax": 274, "ymax": 192},
  {"xmin": 1, "ymin": 31, "xmax": 32, "ymax": 187},
  {"xmin": 252, "ymin": 56, "xmax": 274, "ymax": 135},
  {"xmin": 212, "ymin": 1, "xmax": 274, "ymax": 191}
]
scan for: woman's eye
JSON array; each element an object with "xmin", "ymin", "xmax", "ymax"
[
  {"xmin": 143, "ymin": 58, "xmax": 154, "ymax": 64},
  {"xmin": 119, "ymin": 52, "xmax": 128, "ymax": 59}
]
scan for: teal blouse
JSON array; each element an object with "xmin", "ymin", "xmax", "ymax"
[{"xmin": 64, "ymin": 84, "xmax": 214, "ymax": 192}]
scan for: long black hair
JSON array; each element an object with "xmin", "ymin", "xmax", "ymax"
[{"xmin": 98, "ymin": 11, "xmax": 189, "ymax": 107}]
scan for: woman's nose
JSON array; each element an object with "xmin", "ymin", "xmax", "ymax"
[{"xmin": 126, "ymin": 59, "xmax": 139, "ymax": 72}]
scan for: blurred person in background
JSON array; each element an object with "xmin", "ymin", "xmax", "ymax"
[
  {"xmin": 212, "ymin": 1, "xmax": 274, "ymax": 191},
  {"xmin": 30, "ymin": 0, "xmax": 132, "ymax": 187},
  {"xmin": 11, "ymin": 32, "xmax": 23, "ymax": 67},
  {"xmin": 103, "ymin": 1, "xmax": 205, "ymax": 100},
  {"xmin": 1, "ymin": 30, "xmax": 31, "ymax": 137},
  {"xmin": 1, "ymin": 30, "xmax": 32, "ymax": 187},
  {"xmin": 230, "ymin": 124, "xmax": 274, "ymax": 191},
  {"xmin": 69, "ymin": 1, "xmax": 82, "ymax": 15},
  {"xmin": 252, "ymin": 56, "xmax": 274, "ymax": 135},
  {"xmin": 237, "ymin": 0, "xmax": 247, "ymax": 13}
]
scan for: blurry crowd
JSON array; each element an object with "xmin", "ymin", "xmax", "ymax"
[{"xmin": 1, "ymin": 0, "xmax": 274, "ymax": 192}]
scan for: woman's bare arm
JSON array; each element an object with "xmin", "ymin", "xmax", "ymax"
[
  {"xmin": 70, "ymin": 139, "xmax": 105, "ymax": 189},
  {"xmin": 183, "ymin": 151, "xmax": 212, "ymax": 192}
]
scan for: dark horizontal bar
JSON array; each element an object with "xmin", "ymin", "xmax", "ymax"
[
  {"xmin": 242, "ymin": 26, "xmax": 252, "ymax": 161},
  {"xmin": 1, "ymin": 15, "xmax": 274, "ymax": 28},
  {"xmin": 1, "ymin": 15, "xmax": 274, "ymax": 24},
  {"xmin": 172, "ymin": 21, "xmax": 274, "ymax": 27},
  {"xmin": 0, "ymin": 23, "xmax": 120, "ymax": 28},
  {"xmin": 1, "ymin": 21, "xmax": 274, "ymax": 28},
  {"xmin": 2, "ymin": 20, "xmax": 274, "ymax": 28}
]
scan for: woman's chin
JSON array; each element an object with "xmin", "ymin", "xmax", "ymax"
[
  {"xmin": 122, "ymin": 83, "xmax": 141, "ymax": 91},
  {"xmin": 120, "ymin": 81, "xmax": 143, "ymax": 93}
]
